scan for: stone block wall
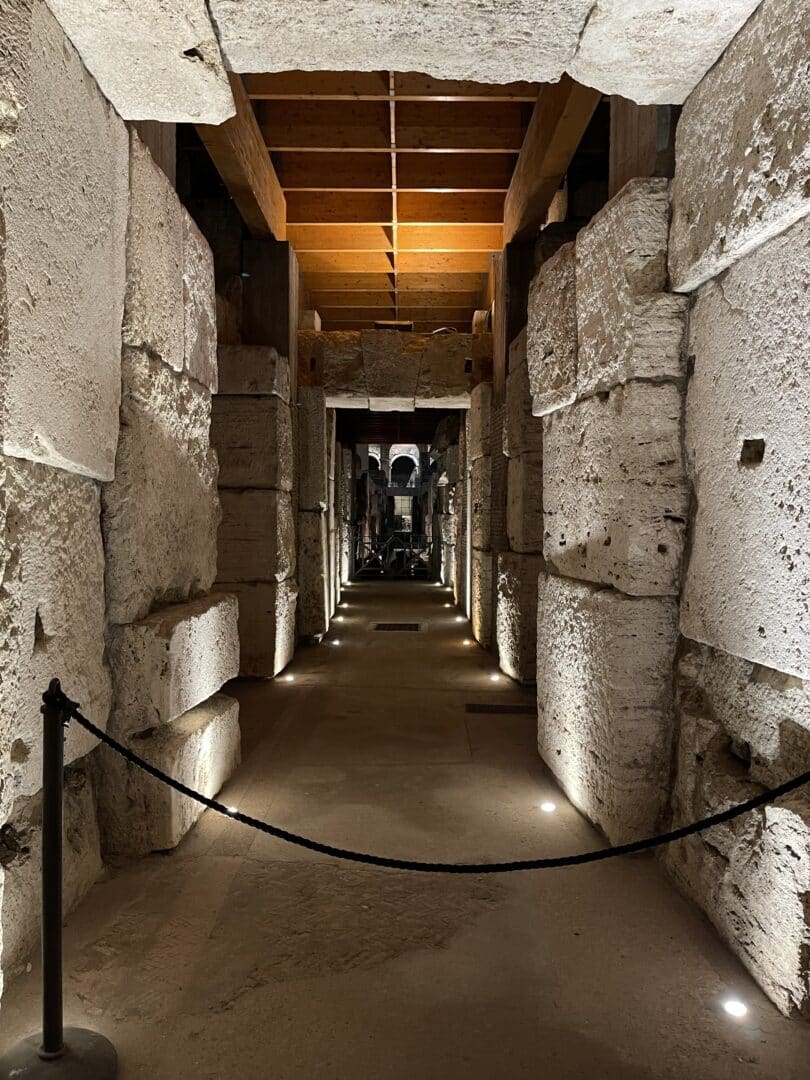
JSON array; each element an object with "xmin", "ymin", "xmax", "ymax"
[
  {"xmin": 663, "ymin": 0, "xmax": 810, "ymax": 1016},
  {"xmin": 296, "ymin": 388, "xmax": 333, "ymax": 639},
  {"xmin": 496, "ymin": 330, "xmax": 545, "ymax": 683},
  {"xmin": 528, "ymin": 177, "xmax": 688, "ymax": 841},
  {"xmin": 467, "ymin": 383, "xmax": 494, "ymax": 648},
  {"xmin": 0, "ymin": 3, "xmax": 239, "ymax": 991},
  {"xmin": 212, "ymin": 345, "xmax": 297, "ymax": 676}
]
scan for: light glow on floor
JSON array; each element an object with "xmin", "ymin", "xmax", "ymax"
[
  {"xmin": 539, "ymin": 801, "xmax": 556, "ymax": 813},
  {"xmin": 455, "ymin": 615, "xmax": 464, "ymax": 622},
  {"xmin": 226, "ymin": 806, "xmax": 239, "ymax": 815},
  {"xmin": 283, "ymin": 674, "xmax": 295, "ymax": 682},
  {"xmin": 722, "ymin": 999, "xmax": 748, "ymax": 1018},
  {"xmin": 463, "ymin": 639, "xmax": 472, "ymax": 646},
  {"xmin": 489, "ymin": 673, "xmax": 501, "ymax": 682},
  {"xmin": 335, "ymin": 615, "xmax": 345, "ymax": 622},
  {"xmin": 332, "ymin": 639, "xmax": 342, "ymax": 646}
]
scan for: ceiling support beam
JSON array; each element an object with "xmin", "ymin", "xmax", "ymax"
[
  {"xmin": 504, "ymin": 76, "xmax": 601, "ymax": 244},
  {"xmin": 196, "ymin": 73, "xmax": 287, "ymax": 241}
]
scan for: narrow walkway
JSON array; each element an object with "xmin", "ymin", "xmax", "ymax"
[{"xmin": 2, "ymin": 582, "xmax": 808, "ymax": 1078}]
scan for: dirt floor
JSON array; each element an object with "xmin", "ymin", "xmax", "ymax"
[{"xmin": 1, "ymin": 581, "xmax": 808, "ymax": 1078}]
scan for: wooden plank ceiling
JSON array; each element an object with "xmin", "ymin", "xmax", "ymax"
[{"xmin": 245, "ymin": 72, "xmax": 538, "ymax": 332}]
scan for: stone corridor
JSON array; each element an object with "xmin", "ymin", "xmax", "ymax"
[{"xmin": 1, "ymin": 583, "xmax": 808, "ymax": 1079}]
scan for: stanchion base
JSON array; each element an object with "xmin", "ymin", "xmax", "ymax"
[{"xmin": 0, "ymin": 1027, "xmax": 117, "ymax": 1078}]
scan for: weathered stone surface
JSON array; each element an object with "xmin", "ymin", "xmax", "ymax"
[
  {"xmin": 211, "ymin": 396, "xmax": 293, "ymax": 491},
  {"xmin": 569, "ymin": 0, "xmax": 761, "ymax": 105},
  {"xmin": 209, "ymin": 0, "xmax": 594, "ymax": 85},
  {"xmin": 432, "ymin": 413, "xmax": 461, "ymax": 455},
  {"xmin": 665, "ymin": 641, "xmax": 810, "ymax": 1017},
  {"xmin": 0, "ymin": 458, "xmax": 111, "ymax": 810},
  {"xmin": 212, "ymin": 580, "xmax": 298, "ymax": 678},
  {"xmin": 441, "ymin": 543, "xmax": 456, "ymax": 589},
  {"xmin": 471, "ymin": 548, "xmax": 494, "ymax": 649},
  {"xmin": 543, "ymin": 383, "xmax": 687, "ymax": 596},
  {"xmin": 100, "ymin": 693, "xmax": 241, "ymax": 860},
  {"xmin": 496, "ymin": 551, "xmax": 545, "ymax": 684},
  {"xmin": 670, "ymin": 0, "xmax": 810, "ymax": 292},
  {"xmin": 0, "ymin": 0, "xmax": 128, "ymax": 479},
  {"xmin": 123, "ymin": 130, "xmax": 184, "ymax": 373},
  {"xmin": 298, "ymin": 510, "xmax": 329, "ymax": 639},
  {"xmin": 103, "ymin": 349, "xmax": 219, "ymax": 625},
  {"xmin": 44, "ymin": 0, "xmax": 235, "ymax": 123},
  {"xmin": 681, "ymin": 220, "xmax": 809, "ymax": 678},
  {"xmin": 361, "ymin": 331, "xmax": 421, "ymax": 411},
  {"xmin": 536, "ymin": 575, "xmax": 678, "ymax": 843},
  {"xmin": 468, "ymin": 382, "xmax": 492, "ymax": 461},
  {"xmin": 218, "ymin": 489, "xmax": 295, "ymax": 583},
  {"xmin": 107, "ymin": 593, "xmax": 238, "ymax": 738},
  {"xmin": 0, "ymin": 758, "xmax": 102, "ymax": 983},
  {"xmin": 504, "ymin": 331, "xmax": 543, "ymax": 457},
  {"xmin": 506, "ymin": 452, "xmax": 544, "ymax": 555},
  {"xmin": 182, "ymin": 207, "xmax": 217, "ymax": 393},
  {"xmin": 438, "ymin": 513, "xmax": 454, "ymax": 547},
  {"xmin": 217, "ymin": 345, "xmax": 290, "ymax": 400},
  {"xmin": 470, "ymin": 456, "xmax": 492, "ymax": 552},
  {"xmin": 437, "ymin": 444, "xmax": 459, "ymax": 487},
  {"xmin": 527, "ymin": 243, "xmax": 577, "ymax": 417},
  {"xmin": 576, "ymin": 179, "xmax": 684, "ymax": 397},
  {"xmin": 415, "ymin": 334, "xmax": 485, "ymax": 408},
  {"xmin": 298, "ymin": 386, "xmax": 328, "ymax": 511},
  {"xmin": 323, "ymin": 333, "xmax": 367, "ymax": 409}
]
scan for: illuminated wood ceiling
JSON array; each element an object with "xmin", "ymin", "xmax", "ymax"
[{"xmin": 244, "ymin": 72, "xmax": 538, "ymax": 332}]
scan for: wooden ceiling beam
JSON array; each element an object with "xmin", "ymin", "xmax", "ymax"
[
  {"xmin": 397, "ymin": 250, "xmax": 492, "ymax": 273},
  {"xmin": 258, "ymin": 100, "xmax": 391, "ymax": 150},
  {"xmin": 393, "ymin": 73, "xmax": 538, "ymax": 101},
  {"xmin": 245, "ymin": 71, "xmax": 538, "ymax": 101},
  {"xmin": 287, "ymin": 224, "xmax": 394, "ymax": 251},
  {"xmin": 310, "ymin": 290, "xmax": 396, "ymax": 307},
  {"xmin": 396, "ymin": 101, "xmax": 527, "ymax": 151},
  {"xmin": 196, "ymin": 73, "xmax": 286, "ymax": 240},
  {"xmin": 398, "ymin": 192, "xmax": 505, "ymax": 224},
  {"xmin": 297, "ymin": 250, "xmax": 396, "ymax": 273},
  {"xmin": 286, "ymin": 191, "xmax": 393, "ymax": 224},
  {"xmin": 397, "ymin": 152, "xmax": 516, "ymax": 191},
  {"xmin": 303, "ymin": 272, "xmax": 396, "ymax": 291},
  {"xmin": 397, "ymin": 272, "xmax": 486, "ymax": 292},
  {"xmin": 274, "ymin": 151, "xmax": 392, "ymax": 190},
  {"xmin": 397, "ymin": 224, "xmax": 503, "ymax": 251},
  {"xmin": 504, "ymin": 75, "xmax": 601, "ymax": 244}
]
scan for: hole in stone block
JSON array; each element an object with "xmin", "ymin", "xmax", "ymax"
[
  {"xmin": 10, "ymin": 739, "xmax": 29, "ymax": 764},
  {"xmin": 0, "ymin": 823, "xmax": 32, "ymax": 866},
  {"xmin": 309, "ymin": 356, "xmax": 317, "ymax": 372},
  {"xmin": 657, "ymin": 543, "xmax": 668, "ymax": 554},
  {"xmin": 33, "ymin": 608, "xmax": 48, "ymax": 655},
  {"xmin": 182, "ymin": 45, "xmax": 204, "ymax": 62},
  {"xmin": 464, "ymin": 358, "xmax": 472, "ymax": 373},
  {"xmin": 603, "ymin": 536, "xmax": 612, "ymax": 547},
  {"xmin": 728, "ymin": 737, "xmax": 752, "ymax": 769},
  {"xmin": 739, "ymin": 438, "xmax": 765, "ymax": 467}
]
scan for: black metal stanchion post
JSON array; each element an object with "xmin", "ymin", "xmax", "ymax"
[{"xmin": 0, "ymin": 680, "xmax": 117, "ymax": 1079}]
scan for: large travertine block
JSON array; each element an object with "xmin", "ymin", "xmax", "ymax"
[
  {"xmin": 361, "ymin": 331, "xmax": 420, "ymax": 411},
  {"xmin": 681, "ymin": 220, "xmax": 809, "ymax": 678},
  {"xmin": 468, "ymin": 382, "xmax": 492, "ymax": 461},
  {"xmin": 182, "ymin": 208, "xmax": 217, "ymax": 393},
  {"xmin": 576, "ymin": 179, "xmax": 685, "ymax": 397},
  {"xmin": 0, "ymin": 759, "xmax": 102, "ymax": 985},
  {"xmin": 215, "ymin": 580, "xmax": 297, "ymax": 677},
  {"xmin": 323, "ymin": 333, "xmax": 367, "ymax": 409},
  {"xmin": 107, "ymin": 593, "xmax": 239, "ymax": 738},
  {"xmin": 415, "ymin": 334, "xmax": 488, "ymax": 408},
  {"xmin": 504, "ymin": 331, "xmax": 543, "ymax": 457},
  {"xmin": 536, "ymin": 575, "xmax": 678, "ymax": 843},
  {"xmin": 527, "ymin": 243, "xmax": 577, "ymax": 418},
  {"xmin": 470, "ymin": 456, "xmax": 492, "ymax": 551},
  {"xmin": 441, "ymin": 543, "xmax": 456, "ymax": 589},
  {"xmin": 101, "ymin": 693, "xmax": 241, "ymax": 860},
  {"xmin": 569, "ymin": 0, "xmax": 760, "ymax": 105},
  {"xmin": 298, "ymin": 386, "xmax": 328, "ymax": 511},
  {"xmin": 0, "ymin": 458, "xmax": 111, "ymax": 810},
  {"xmin": 103, "ymin": 349, "xmax": 219, "ymax": 625},
  {"xmin": 211, "ymin": 396, "xmax": 293, "ymax": 491},
  {"xmin": 438, "ymin": 513, "xmax": 454, "ymax": 546},
  {"xmin": 665, "ymin": 642, "xmax": 810, "ymax": 1016},
  {"xmin": 496, "ymin": 552, "xmax": 545, "ymax": 684},
  {"xmin": 471, "ymin": 549, "xmax": 494, "ymax": 649},
  {"xmin": 41, "ymin": 1, "xmax": 235, "ymax": 123},
  {"xmin": 432, "ymin": 413, "xmax": 461, "ymax": 455},
  {"xmin": 298, "ymin": 510, "xmax": 329, "ymax": 639},
  {"xmin": 209, "ymin": 0, "xmax": 593, "ymax": 85},
  {"xmin": 122, "ymin": 130, "xmax": 184, "ymax": 372},
  {"xmin": 543, "ymin": 383, "xmax": 687, "ymax": 596},
  {"xmin": 0, "ymin": 0, "xmax": 128, "ymax": 480},
  {"xmin": 218, "ymin": 490, "xmax": 295, "ymax": 583},
  {"xmin": 506, "ymin": 452, "xmax": 543, "ymax": 555},
  {"xmin": 217, "ymin": 345, "xmax": 291, "ymax": 400},
  {"xmin": 670, "ymin": 0, "xmax": 810, "ymax": 292}
]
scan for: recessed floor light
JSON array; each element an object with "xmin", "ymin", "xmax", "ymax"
[
  {"xmin": 444, "ymin": 603, "xmax": 452, "ymax": 608},
  {"xmin": 226, "ymin": 806, "xmax": 239, "ymax": 815},
  {"xmin": 335, "ymin": 615, "xmax": 345, "ymax": 622},
  {"xmin": 463, "ymin": 639, "xmax": 472, "ymax": 646},
  {"xmin": 455, "ymin": 615, "xmax": 464, "ymax": 622},
  {"xmin": 539, "ymin": 801, "xmax": 556, "ymax": 813},
  {"xmin": 723, "ymin": 999, "xmax": 748, "ymax": 1018},
  {"xmin": 332, "ymin": 639, "xmax": 341, "ymax": 646},
  {"xmin": 283, "ymin": 673, "xmax": 295, "ymax": 683},
  {"xmin": 489, "ymin": 673, "xmax": 501, "ymax": 682}
]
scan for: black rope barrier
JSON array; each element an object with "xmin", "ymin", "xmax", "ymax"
[{"xmin": 51, "ymin": 685, "xmax": 810, "ymax": 876}]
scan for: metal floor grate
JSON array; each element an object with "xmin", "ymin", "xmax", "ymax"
[
  {"xmin": 465, "ymin": 703, "xmax": 536, "ymax": 715},
  {"xmin": 373, "ymin": 622, "xmax": 423, "ymax": 632}
]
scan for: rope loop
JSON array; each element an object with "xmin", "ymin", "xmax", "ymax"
[{"xmin": 50, "ymin": 686, "xmax": 810, "ymax": 876}]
